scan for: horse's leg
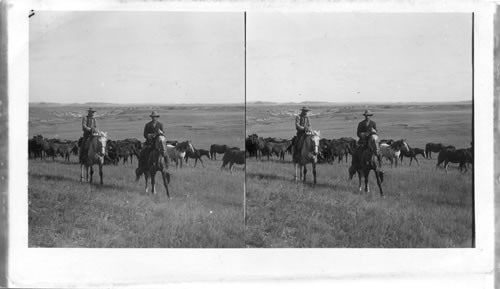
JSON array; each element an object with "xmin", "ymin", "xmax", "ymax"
[
  {"xmin": 303, "ymin": 165, "xmax": 307, "ymax": 183},
  {"xmin": 294, "ymin": 163, "xmax": 298, "ymax": 182},
  {"xmin": 151, "ymin": 170, "xmax": 156, "ymax": 195},
  {"xmin": 199, "ymin": 157, "xmax": 204, "ymax": 168},
  {"xmin": 364, "ymin": 169, "xmax": 370, "ymax": 193},
  {"xmin": 80, "ymin": 164, "xmax": 84, "ymax": 182},
  {"xmin": 444, "ymin": 161, "xmax": 449, "ymax": 174},
  {"xmin": 162, "ymin": 171, "xmax": 170, "ymax": 198},
  {"xmin": 312, "ymin": 162, "xmax": 317, "ymax": 186},
  {"xmin": 144, "ymin": 172, "xmax": 149, "ymax": 193},
  {"xmin": 99, "ymin": 163, "xmax": 103, "ymax": 185},
  {"xmin": 414, "ymin": 156, "xmax": 419, "ymax": 167},
  {"xmin": 375, "ymin": 169, "xmax": 384, "ymax": 197},
  {"xmin": 230, "ymin": 161, "xmax": 234, "ymax": 175},
  {"xmin": 357, "ymin": 170, "xmax": 362, "ymax": 192},
  {"xmin": 89, "ymin": 165, "xmax": 94, "ymax": 183}
]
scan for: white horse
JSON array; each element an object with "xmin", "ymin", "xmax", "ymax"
[
  {"xmin": 293, "ymin": 130, "xmax": 320, "ymax": 185},
  {"xmin": 80, "ymin": 131, "xmax": 108, "ymax": 185},
  {"xmin": 379, "ymin": 139, "xmax": 409, "ymax": 168},
  {"xmin": 166, "ymin": 140, "xmax": 195, "ymax": 168}
]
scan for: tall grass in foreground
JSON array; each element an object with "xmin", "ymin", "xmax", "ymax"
[
  {"xmin": 245, "ymin": 157, "xmax": 473, "ymax": 248},
  {"xmin": 29, "ymin": 159, "xmax": 244, "ymax": 248}
]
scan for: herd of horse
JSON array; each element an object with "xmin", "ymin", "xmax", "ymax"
[
  {"xmin": 28, "ymin": 131, "xmax": 473, "ymax": 198},
  {"xmin": 28, "ymin": 133, "xmax": 245, "ymax": 196},
  {"xmin": 246, "ymin": 133, "xmax": 474, "ymax": 197}
]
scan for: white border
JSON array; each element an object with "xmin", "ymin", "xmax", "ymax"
[{"xmin": 8, "ymin": 1, "xmax": 495, "ymax": 288}]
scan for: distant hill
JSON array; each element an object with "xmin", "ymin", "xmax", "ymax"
[
  {"xmin": 247, "ymin": 100, "xmax": 472, "ymax": 106},
  {"xmin": 29, "ymin": 102, "xmax": 244, "ymax": 107}
]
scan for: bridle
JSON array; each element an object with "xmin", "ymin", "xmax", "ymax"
[{"xmin": 154, "ymin": 134, "xmax": 167, "ymax": 156}]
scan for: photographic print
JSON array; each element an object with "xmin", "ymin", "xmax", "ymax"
[
  {"xmin": 28, "ymin": 11, "xmax": 245, "ymax": 248},
  {"xmin": 245, "ymin": 13, "xmax": 474, "ymax": 248}
]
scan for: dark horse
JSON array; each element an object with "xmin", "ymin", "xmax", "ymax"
[
  {"xmin": 135, "ymin": 134, "xmax": 171, "ymax": 197},
  {"xmin": 435, "ymin": 147, "xmax": 470, "ymax": 174},
  {"xmin": 349, "ymin": 133, "xmax": 384, "ymax": 197},
  {"xmin": 399, "ymin": 146, "xmax": 425, "ymax": 166},
  {"xmin": 221, "ymin": 148, "xmax": 245, "ymax": 174},
  {"xmin": 293, "ymin": 130, "xmax": 320, "ymax": 185},
  {"xmin": 210, "ymin": 144, "xmax": 229, "ymax": 160},
  {"xmin": 425, "ymin": 143, "xmax": 444, "ymax": 159},
  {"xmin": 184, "ymin": 148, "xmax": 211, "ymax": 168}
]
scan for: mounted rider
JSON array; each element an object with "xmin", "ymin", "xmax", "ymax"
[
  {"xmin": 355, "ymin": 109, "xmax": 382, "ymax": 167},
  {"xmin": 357, "ymin": 109, "xmax": 377, "ymax": 149},
  {"xmin": 138, "ymin": 111, "xmax": 165, "ymax": 169},
  {"xmin": 294, "ymin": 106, "xmax": 312, "ymax": 160},
  {"xmin": 80, "ymin": 107, "xmax": 98, "ymax": 163}
]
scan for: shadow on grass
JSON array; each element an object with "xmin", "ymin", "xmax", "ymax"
[
  {"xmin": 29, "ymin": 172, "xmax": 131, "ymax": 191},
  {"xmin": 247, "ymin": 171, "xmax": 351, "ymax": 191},
  {"xmin": 29, "ymin": 159, "xmax": 79, "ymax": 165}
]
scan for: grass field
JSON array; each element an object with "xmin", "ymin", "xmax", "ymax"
[
  {"xmin": 245, "ymin": 103, "xmax": 473, "ymax": 248},
  {"xmin": 28, "ymin": 104, "xmax": 245, "ymax": 248}
]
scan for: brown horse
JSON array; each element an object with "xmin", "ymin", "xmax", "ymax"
[
  {"xmin": 293, "ymin": 130, "xmax": 320, "ymax": 185},
  {"xmin": 210, "ymin": 144, "xmax": 229, "ymax": 160},
  {"xmin": 349, "ymin": 133, "xmax": 384, "ymax": 197},
  {"xmin": 135, "ymin": 134, "xmax": 171, "ymax": 197},
  {"xmin": 80, "ymin": 131, "xmax": 108, "ymax": 185},
  {"xmin": 221, "ymin": 148, "xmax": 245, "ymax": 174}
]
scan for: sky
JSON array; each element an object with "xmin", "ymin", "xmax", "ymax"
[
  {"xmin": 247, "ymin": 13, "xmax": 472, "ymax": 103},
  {"xmin": 30, "ymin": 11, "xmax": 244, "ymax": 104},
  {"xmin": 30, "ymin": 12, "xmax": 472, "ymax": 104}
]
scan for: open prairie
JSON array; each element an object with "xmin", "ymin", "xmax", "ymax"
[
  {"xmin": 246, "ymin": 103, "xmax": 473, "ymax": 248},
  {"xmin": 29, "ymin": 104, "xmax": 245, "ymax": 248}
]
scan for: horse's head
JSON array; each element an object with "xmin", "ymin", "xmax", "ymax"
[
  {"xmin": 154, "ymin": 134, "xmax": 168, "ymax": 156},
  {"xmin": 311, "ymin": 130, "xmax": 321, "ymax": 155},
  {"xmin": 183, "ymin": 140, "xmax": 195, "ymax": 154},
  {"xmin": 176, "ymin": 140, "xmax": 195, "ymax": 154},
  {"xmin": 93, "ymin": 131, "xmax": 108, "ymax": 161},
  {"xmin": 400, "ymin": 139, "xmax": 410, "ymax": 153},
  {"xmin": 367, "ymin": 133, "xmax": 380, "ymax": 154}
]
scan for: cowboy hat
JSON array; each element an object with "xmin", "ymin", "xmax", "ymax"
[
  {"xmin": 300, "ymin": 106, "xmax": 310, "ymax": 112},
  {"xmin": 87, "ymin": 107, "xmax": 96, "ymax": 113},
  {"xmin": 150, "ymin": 111, "xmax": 160, "ymax": 118},
  {"xmin": 362, "ymin": 109, "xmax": 373, "ymax": 116}
]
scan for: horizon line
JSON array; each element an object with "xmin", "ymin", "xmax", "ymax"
[{"xmin": 29, "ymin": 100, "xmax": 472, "ymax": 106}]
